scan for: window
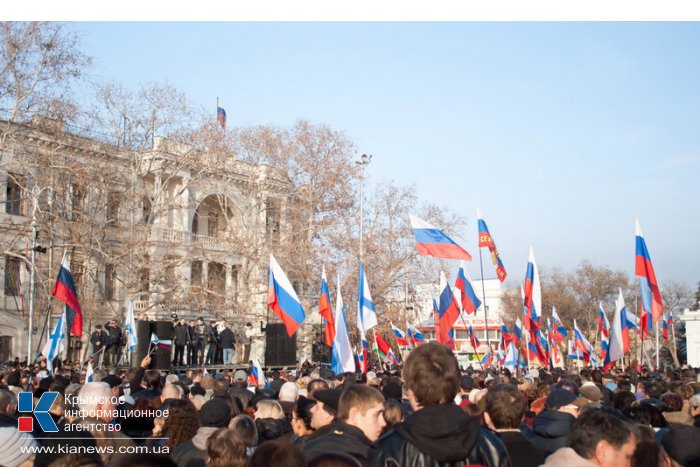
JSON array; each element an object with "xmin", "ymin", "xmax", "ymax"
[
  {"xmin": 4, "ymin": 256, "xmax": 21, "ymax": 296},
  {"xmin": 106, "ymin": 192, "xmax": 120, "ymax": 224},
  {"xmin": 5, "ymin": 174, "xmax": 25, "ymax": 216},
  {"xmin": 191, "ymin": 260, "xmax": 203, "ymax": 288},
  {"xmin": 208, "ymin": 210, "xmax": 220, "ymax": 237},
  {"xmin": 139, "ymin": 267, "xmax": 150, "ymax": 293},
  {"xmin": 70, "ymin": 184, "xmax": 85, "ymax": 221},
  {"xmin": 191, "ymin": 211, "xmax": 199, "ymax": 234},
  {"xmin": 142, "ymin": 196, "xmax": 152, "ymax": 224},
  {"xmin": 104, "ymin": 264, "xmax": 117, "ymax": 301},
  {"xmin": 266, "ymin": 199, "xmax": 280, "ymax": 243},
  {"xmin": 207, "ymin": 262, "xmax": 225, "ymax": 295}
]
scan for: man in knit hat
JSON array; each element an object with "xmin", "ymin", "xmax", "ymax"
[
  {"xmin": 171, "ymin": 397, "xmax": 230, "ymax": 467},
  {"xmin": 0, "ymin": 426, "xmax": 36, "ymax": 467}
]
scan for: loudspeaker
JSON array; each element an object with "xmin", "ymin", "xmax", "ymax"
[
  {"xmin": 151, "ymin": 320, "xmax": 173, "ymax": 371},
  {"xmin": 265, "ymin": 323, "xmax": 297, "ymax": 367},
  {"xmin": 130, "ymin": 320, "xmax": 152, "ymax": 368}
]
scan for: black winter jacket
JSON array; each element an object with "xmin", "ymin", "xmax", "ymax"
[
  {"xmin": 522, "ymin": 409, "xmax": 575, "ymax": 455},
  {"xmin": 375, "ymin": 403, "xmax": 511, "ymax": 467},
  {"xmin": 301, "ymin": 422, "xmax": 377, "ymax": 463}
]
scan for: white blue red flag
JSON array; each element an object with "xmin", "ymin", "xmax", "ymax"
[
  {"xmin": 661, "ymin": 314, "xmax": 669, "ymax": 343},
  {"xmin": 438, "ymin": 272, "xmax": 461, "ymax": 343},
  {"xmin": 635, "ymin": 220, "xmax": 663, "ymax": 331},
  {"xmin": 454, "ymin": 262, "xmax": 481, "ymax": 315},
  {"xmin": 85, "ymin": 362, "xmax": 94, "ymax": 383},
  {"xmin": 606, "ymin": 289, "xmax": 628, "ymax": 372},
  {"xmin": 550, "ymin": 308, "xmax": 567, "ymax": 344},
  {"xmin": 51, "ymin": 252, "xmax": 83, "ymax": 337},
  {"xmin": 331, "ymin": 275, "xmax": 355, "ymax": 375},
  {"xmin": 481, "ymin": 345, "xmax": 494, "ymax": 367},
  {"xmin": 522, "ymin": 247, "xmax": 542, "ymax": 336},
  {"xmin": 390, "ymin": 321, "xmax": 409, "ymax": 346},
  {"xmin": 217, "ymin": 106, "xmax": 227, "ymax": 131},
  {"xmin": 42, "ymin": 310, "xmax": 66, "ymax": 373},
  {"xmin": 249, "ymin": 359, "xmax": 267, "ymax": 387},
  {"xmin": 477, "ymin": 209, "xmax": 507, "ymax": 282},
  {"xmin": 573, "ymin": 319, "xmax": 592, "ymax": 364},
  {"xmin": 504, "ymin": 342, "xmax": 519, "ymax": 372},
  {"xmin": 268, "ymin": 254, "xmax": 306, "ymax": 336},
  {"xmin": 406, "ymin": 322, "xmax": 424, "ymax": 346},
  {"xmin": 598, "ymin": 303, "xmax": 610, "ymax": 339},
  {"xmin": 513, "ymin": 318, "xmax": 522, "ymax": 348},
  {"xmin": 318, "ymin": 267, "xmax": 335, "ymax": 346},
  {"xmin": 357, "ymin": 262, "xmax": 377, "ymax": 332},
  {"xmin": 468, "ymin": 325, "xmax": 480, "ymax": 349},
  {"xmin": 409, "ymin": 215, "xmax": 472, "ymax": 261}
]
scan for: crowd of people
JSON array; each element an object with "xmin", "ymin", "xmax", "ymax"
[{"xmin": 1, "ymin": 342, "xmax": 699, "ymax": 467}]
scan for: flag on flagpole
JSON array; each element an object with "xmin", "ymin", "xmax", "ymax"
[
  {"xmin": 331, "ymin": 275, "xmax": 355, "ymax": 375},
  {"xmin": 598, "ymin": 303, "xmax": 610, "ymax": 339},
  {"xmin": 357, "ymin": 262, "xmax": 378, "ymax": 333},
  {"xmin": 635, "ymin": 220, "xmax": 663, "ymax": 327},
  {"xmin": 513, "ymin": 318, "xmax": 522, "ymax": 349},
  {"xmin": 268, "ymin": 254, "xmax": 306, "ymax": 336},
  {"xmin": 573, "ymin": 319, "xmax": 592, "ymax": 364},
  {"xmin": 390, "ymin": 322, "xmax": 409, "ymax": 346},
  {"xmin": 605, "ymin": 289, "xmax": 629, "ymax": 371},
  {"xmin": 85, "ymin": 362, "xmax": 94, "ymax": 383},
  {"xmin": 437, "ymin": 272, "xmax": 461, "ymax": 343},
  {"xmin": 481, "ymin": 344, "xmax": 494, "ymax": 367},
  {"xmin": 374, "ymin": 332, "xmax": 400, "ymax": 366},
  {"xmin": 51, "ymin": 252, "xmax": 83, "ymax": 337},
  {"xmin": 318, "ymin": 267, "xmax": 335, "ymax": 346},
  {"xmin": 406, "ymin": 322, "xmax": 424, "ymax": 346},
  {"xmin": 477, "ymin": 209, "xmax": 507, "ymax": 282},
  {"xmin": 42, "ymin": 311, "xmax": 66, "ymax": 373},
  {"xmin": 454, "ymin": 262, "xmax": 482, "ymax": 315},
  {"xmin": 409, "ymin": 215, "xmax": 472, "ymax": 260},
  {"xmin": 125, "ymin": 299, "xmax": 138, "ymax": 352},
  {"xmin": 249, "ymin": 359, "xmax": 267, "ymax": 387},
  {"xmin": 216, "ymin": 106, "xmax": 227, "ymax": 131},
  {"xmin": 504, "ymin": 342, "xmax": 519, "ymax": 371},
  {"xmin": 150, "ymin": 332, "xmax": 172, "ymax": 350},
  {"xmin": 468, "ymin": 325, "xmax": 480, "ymax": 349},
  {"xmin": 550, "ymin": 308, "xmax": 567, "ymax": 343},
  {"xmin": 523, "ymin": 247, "xmax": 542, "ymax": 335}
]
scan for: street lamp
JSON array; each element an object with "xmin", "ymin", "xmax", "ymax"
[
  {"xmin": 27, "ymin": 185, "xmax": 52, "ymax": 364},
  {"xmin": 356, "ymin": 154, "xmax": 372, "ymax": 261}
]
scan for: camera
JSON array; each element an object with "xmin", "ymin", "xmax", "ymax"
[{"xmin": 171, "ymin": 312, "xmax": 178, "ymax": 321}]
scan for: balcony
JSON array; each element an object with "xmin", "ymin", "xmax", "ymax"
[{"xmin": 142, "ymin": 227, "xmax": 226, "ymax": 252}]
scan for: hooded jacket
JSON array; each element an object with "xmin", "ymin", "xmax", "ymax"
[
  {"xmin": 524, "ymin": 410, "xmax": 575, "ymax": 454},
  {"xmin": 302, "ymin": 421, "xmax": 377, "ymax": 463},
  {"xmin": 375, "ymin": 403, "xmax": 510, "ymax": 467}
]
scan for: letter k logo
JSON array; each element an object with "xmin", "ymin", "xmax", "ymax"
[{"xmin": 18, "ymin": 391, "xmax": 59, "ymax": 432}]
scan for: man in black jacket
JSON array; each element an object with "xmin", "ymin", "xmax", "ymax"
[
  {"xmin": 172, "ymin": 318, "xmax": 188, "ymax": 366},
  {"xmin": 484, "ymin": 384, "xmax": 547, "ymax": 467},
  {"xmin": 302, "ymin": 384, "xmax": 386, "ymax": 463},
  {"xmin": 219, "ymin": 321, "xmax": 235, "ymax": 365},
  {"xmin": 90, "ymin": 324, "xmax": 109, "ymax": 359},
  {"xmin": 522, "ymin": 388, "xmax": 579, "ymax": 455},
  {"xmin": 375, "ymin": 342, "xmax": 511, "ymax": 467},
  {"xmin": 104, "ymin": 319, "xmax": 122, "ymax": 367}
]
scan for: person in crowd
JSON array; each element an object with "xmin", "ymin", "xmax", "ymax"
[
  {"xmin": 171, "ymin": 397, "xmax": 231, "ymax": 467},
  {"xmin": 542, "ymin": 409, "xmax": 637, "ymax": 467},
  {"xmin": 524, "ymin": 388, "xmax": 580, "ymax": 455},
  {"xmin": 205, "ymin": 321, "xmax": 219, "ymax": 365},
  {"xmin": 187, "ymin": 320, "xmax": 197, "ymax": 366},
  {"xmin": 229, "ymin": 414, "xmax": 258, "ymax": 457},
  {"xmin": 291, "ymin": 396, "xmax": 316, "ymax": 445},
  {"xmin": 173, "ymin": 318, "xmax": 189, "ymax": 367},
  {"xmin": 278, "ymin": 381, "xmax": 299, "ymax": 418},
  {"xmin": 375, "ymin": 343, "xmax": 510, "ymax": 467},
  {"xmin": 309, "ymin": 388, "xmax": 341, "ymax": 430},
  {"xmin": 90, "ymin": 324, "xmax": 109, "ymax": 359},
  {"xmin": 204, "ymin": 427, "xmax": 247, "ymax": 467},
  {"xmin": 689, "ymin": 393, "xmax": 700, "ymax": 428},
  {"xmin": 301, "ymin": 384, "xmax": 386, "ymax": 463},
  {"xmin": 484, "ymin": 383, "xmax": 547, "ymax": 467},
  {"xmin": 161, "ymin": 398, "xmax": 200, "ymax": 450},
  {"xmin": 246, "ymin": 439, "xmax": 306, "ymax": 467},
  {"xmin": 307, "ymin": 378, "xmax": 330, "ymax": 398},
  {"xmin": 195, "ymin": 318, "xmax": 207, "ymax": 366},
  {"xmin": 230, "ymin": 369, "xmax": 255, "ymax": 408},
  {"xmin": 254, "ymin": 399, "xmax": 292, "ymax": 443},
  {"xmin": 219, "ymin": 321, "xmax": 235, "ymax": 366},
  {"xmin": 104, "ymin": 319, "xmax": 123, "ymax": 367},
  {"xmin": 382, "ymin": 398, "xmax": 403, "ymax": 432}
]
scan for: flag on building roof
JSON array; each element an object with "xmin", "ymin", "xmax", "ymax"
[
  {"xmin": 391, "ymin": 322, "xmax": 409, "ymax": 346},
  {"xmin": 477, "ymin": 209, "xmax": 507, "ymax": 282},
  {"xmin": 635, "ymin": 220, "xmax": 663, "ymax": 328},
  {"xmin": 523, "ymin": 247, "xmax": 542, "ymax": 336},
  {"xmin": 331, "ymin": 275, "xmax": 355, "ymax": 375},
  {"xmin": 318, "ymin": 267, "xmax": 335, "ymax": 346},
  {"xmin": 42, "ymin": 310, "xmax": 66, "ymax": 374},
  {"xmin": 454, "ymin": 262, "xmax": 481, "ymax": 315},
  {"xmin": 217, "ymin": 106, "xmax": 227, "ymax": 131},
  {"xmin": 268, "ymin": 254, "xmax": 306, "ymax": 337},
  {"xmin": 409, "ymin": 215, "xmax": 472, "ymax": 261},
  {"xmin": 51, "ymin": 252, "xmax": 83, "ymax": 337},
  {"xmin": 357, "ymin": 262, "xmax": 378, "ymax": 333}
]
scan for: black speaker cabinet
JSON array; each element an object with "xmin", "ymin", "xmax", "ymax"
[
  {"xmin": 265, "ymin": 323, "xmax": 297, "ymax": 367},
  {"xmin": 130, "ymin": 320, "xmax": 152, "ymax": 368}
]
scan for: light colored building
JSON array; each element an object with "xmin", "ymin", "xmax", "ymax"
[
  {"xmin": 0, "ymin": 117, "xmax": 292, "ymax": 363},
  {"xmin": 679, "ymin": 307, "xmax": 700, "ymax": 367}
]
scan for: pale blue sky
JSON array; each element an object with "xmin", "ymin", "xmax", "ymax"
[{"xmin": 70, "ymin": 22, "xmax": 700, "ymax": 287}]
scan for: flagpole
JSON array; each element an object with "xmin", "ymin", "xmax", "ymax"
[
  {"xmin": 655, "ymin": 321, "xmax": 660, "ymax": 370},
  {"xmin": 525, "ymin": 327, "xmax": 531, "ymax": 371},
  {"xmin": 477, "ymin": 246, "xmax": 490, "ymax": 350},
  {"xmin": 670, "ymin": 316, "xmax": 679, "ymax": 367}
]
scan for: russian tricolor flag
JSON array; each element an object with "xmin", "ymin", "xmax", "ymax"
[
  {"xmin": 248, "ymin": 359, "xmax": 267, "ymax": 387},
  {"xmin": 573, "ymin": 319, "xmax": 592, "ymax": 364},
  {"xmin": 550, "ymin": 308, "xmax": 567, "ymax": 344},
  {"xmin": 477, "ymin": 209, "xmax": 507, "ymax": 282},
  {"xmin": 468, "ymin": 325, "xmax": 480, "ymax": 349},
  {"xmin": 605, "ymin": 289, "xmax": 629, "ymax": 371},
  {"xmin": 217, "ymin": 106, "xmax": 227, "ymax": 131},
  {"xmin": 438, "ymin": 272, "xmax": 461, "ymax": 343},
  {"xmin": 522, "ymin": 247, "xmax": 542, "ymax": 335},
  {"xmin": 390, "ymin": 321, "xmax": 409, "ymax": 346},
  {"xmin": 406, "ymin": 322, "xmax": 424, "ymax": 346},
  {"xmin": 454, "ymin": 262, "xmax": 481, "ymax": 315},
  {"xmin": 318, "ymin": 267, "xmax": 335, "ymax": 346},
  {"xmin": 51, "ymin": 253, "xmax": 83, "ymax": 337},
  {"xmin": 268, "ymin": 254, "xmax": 306, "ymax": 337},
  {"xmin": 513, "ymin": 318, "xmax": 522, "ymax": 348},
  {"xmin": 331, "ymin": 275, "xmax": 355, "ymax": 375},
  {"xmin": 409, "ymin": 215, "xmax": 472, "ymax": 261},
  {"xmin": 598, "ymin": 303, "xmax": 610, "ymax": 339},
  {"xmin": 481, "ymin": 345, "xmax": 493, "ymax": 367},
  {"xmin": 635, "ymin": 220, "xmax": 663, "ymax": 327}
]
